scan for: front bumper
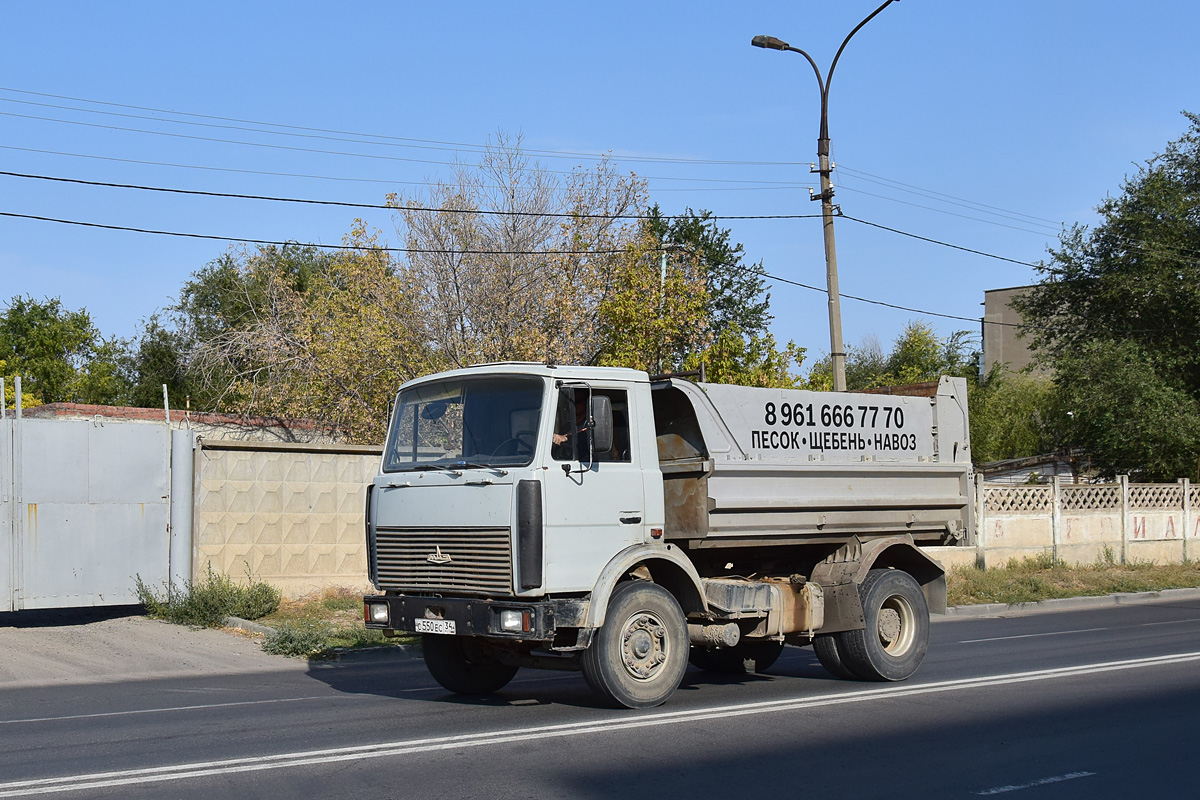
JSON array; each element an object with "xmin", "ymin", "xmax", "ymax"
[{"xmin": 364, "ymin": 593, "xmax": 588, "ymax": 641}]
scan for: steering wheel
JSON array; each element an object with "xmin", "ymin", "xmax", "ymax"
[{"xmin": 490, "ymin": 430, "xmax": 536, "ymax": 458}]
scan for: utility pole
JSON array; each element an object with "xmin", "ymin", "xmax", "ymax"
[{"xmin": 752, "ymin": 0, "xmax": 900, "ymax": 392}]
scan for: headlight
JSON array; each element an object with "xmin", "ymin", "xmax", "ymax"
[
  {"xmin": 499, "ymin": 609, "xmax": 529, "ymax": 632},
  {"xmin": 367, "ymin": 603, "xmax": 389, "ymax": 625}
]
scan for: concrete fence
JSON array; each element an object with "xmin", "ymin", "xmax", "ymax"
[
  {"xmin": 971, "ymin": 475, "xmax": 1196, "ymax": 568},
  {"xmin": 192, "ymin": 438, "xmax": 382, "ymax": 597}
]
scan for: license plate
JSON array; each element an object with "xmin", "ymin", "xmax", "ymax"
[{"xmin": 415, "ymin": 618, "xmax": 456, "ymax": 635}]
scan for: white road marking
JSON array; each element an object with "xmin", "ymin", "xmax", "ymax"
[
  {"xmin": 961, "ymin": 616, "xmax": 1200, "ymax": 643},
  {"xmin": 0, "ymin": 696, "xmax": 343, "ymax": 726},
  {"xmin": 973, "ymin": 771, "xmax": 1097, "ymax": 795},
  {"xmin": 960, "ymin": 627, "xmax": 1107, "ymax": 644},
  {"xmin": 2, "ymin": 651, "xmax": 1198, "ymax": 797}
]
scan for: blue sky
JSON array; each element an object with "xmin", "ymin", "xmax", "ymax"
[{"xmin": 2, "ymin": 1, "xmax": 1198, "ymax": 372}]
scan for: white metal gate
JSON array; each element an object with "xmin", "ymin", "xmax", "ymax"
[
  {"xmin": 1, "ymin": 419, "xmax": 12, "ymax": 610},
  {"xmin": 1, "ymin": 416, "xmax": 172, "ymax": 611}
]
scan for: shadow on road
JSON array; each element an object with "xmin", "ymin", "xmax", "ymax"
[
  {"xmin": 0, "ymin": 604, "xmax": 144, "ymax": 629},
  {"xmin": 300, "ymin": 643, "xmax": 842, "ymax": 710}
]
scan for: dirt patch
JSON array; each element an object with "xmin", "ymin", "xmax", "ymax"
[{"xmin": 0, "ymin": 607, "xmax": 306, "ymax": 689}]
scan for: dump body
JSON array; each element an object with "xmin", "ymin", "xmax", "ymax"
[
  {"xmin": 363, "ymin": 363, "xmax": 971, "ymax": 706},
  {"xmin": 653, "ymin": 377, "xmax": 972, "ymax": 552}
]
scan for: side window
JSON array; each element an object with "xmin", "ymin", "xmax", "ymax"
[
  {"xmin": 598, "ymin": 389, "xmax": 631, "ymax": 463},
  {"xmin": 551, "ymin": 388, "xmax": 632, "ymax": 463},
  {"xmin": 551, "ymin": 389, "xmax": 584, "ymax": 462}
]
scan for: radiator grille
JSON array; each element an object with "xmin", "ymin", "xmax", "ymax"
[{"xmin": 374, "ymin": 527, "xmax": 513, "ymax": 595}]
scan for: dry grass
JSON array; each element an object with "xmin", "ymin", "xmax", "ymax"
[{"xmin": 947, "ymin": 552, "xmax": 1200, "ymax": 606}]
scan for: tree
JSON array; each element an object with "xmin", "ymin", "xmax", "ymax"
[
  {"xmin": 1057, "ymin": 341, "xmax": 1200, "ymax": 480},
  {"xmin": 390, "ymin": 132, "xmax": 646, "ymax": 368},
  {"xmin": 1013, "ymin": 112, "xmax": 1200, "ymax": 478},
  {"xmin": 629, "ymin": 206, "xmax": 801, "ymax": 386},
  {"xmin": 593, "ymin": 230, "xmax": 710, "ymax": 374},
  {"xmin": 805, "ymin": 322, "xmax": 976, "ymax": 391},
  {"xmin": 0, "ymin": 295, "xmax": 127, "ymax": 405},
  {"xmin": 968, "ymin": 367, "xmax": 1062, "ymax": 464},
  {"xmin": 643, "ymin": 206, "xmax": 772, "ymax": 339},
  {"xmin": 189, "ymin": 227, "xmax": 436, "ymax": 443}
]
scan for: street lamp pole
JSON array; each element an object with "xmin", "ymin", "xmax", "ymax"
[{"xmin": 752, "ymin": 0, "xmax": 900, "ymax": 392}]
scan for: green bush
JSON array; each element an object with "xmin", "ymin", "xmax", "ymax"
[
  {"xmin": 262, "ymin": 620, "xmax": 332, "ymax": 657},
  {"xmin": 262, "ymin": 621, "xmax": 397, "ymax": 659},
  {"xmin": 136, "ymin": 565, "xmax": 281, "ymax": 628}
]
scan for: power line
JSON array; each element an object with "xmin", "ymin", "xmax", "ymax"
[
  {"xmin": 836, "ymin": 164, "xmax": 1063, "ymax": 226},
  {"xmin": 0, "ymin": 86, "xmax": 806, "ymax": 167},
  {"xmin": 835, "ymin": 185, "xmax": 1062, "ymax": 237},
  {"xmin": 761, "ymin": 269, "xmax": 1015, "ymax": 328},
  {"xmin": 838, "ymin": 215, "xmax": 1042, "ymax": 268},
  {"xmin": 0, "ymin": 180, "xmax": 1050, "ymax": 272},
  {"xmin": 4, "ymin": 206, "xmax": 1171, "ymax": 335},
  {"xmin": 0, "ymin": 208, "xmax": 1045, "ymax": 329},
  {"xmin": 0, "ymin": 144, "xmax": 814, "ymax": 194},
  {"xmin": 0, "ymin": 110, "xmax": 811, "ymax": 187},
  {"xmin": 0, "ymin": 211, "xmax": 641, "ymax": 255},
  {"xmin": 0, "ymin": 169, "xmax": 825, "ymax": 221}
]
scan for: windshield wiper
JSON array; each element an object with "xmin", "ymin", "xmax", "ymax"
[
  {"xmin": 451, "ymin": 461, "xmax": 509, "ymax": 474},
  {"xmin": 403, "ymin": 462, "xmax": 507, "ymax": 475}
]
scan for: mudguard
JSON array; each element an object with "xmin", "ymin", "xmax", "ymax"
[{"xmin": 583, "ymin": 543, "xmax": 709, "ymax": 629}]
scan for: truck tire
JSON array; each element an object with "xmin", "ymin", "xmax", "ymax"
[
  {"xmin": 581, "ymin": 581, "xmax": 689, "ymax": 709},
  {"xmin": 813, "ymin": 634, "xmax": 859, "ymax": 680},
  {"xmin": 689, "ymin": 641, "xmax": 784, "ymax": 675},
  {"xmin": 422, "ymin": 635, "xmax": 519, "ymax": 696},
  {"xmin": 835, "ymin": 568, "xmax": 929, "ymax": 682}
]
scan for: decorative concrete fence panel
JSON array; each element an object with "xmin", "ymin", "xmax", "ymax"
[
  {"xmin": 193, "ymin": 440, "xmax": 381, "ymax": 597},
  {"xmin": 978, "ymin": 485, "xmax": 1053, "ymax": 567},
  {"xmin": 975, "ymin": 476, "xmax": 1196, "ymax": 569},
  {"xmin": 1126, "ymin": 484, "xmax": 1187, "ymax": 565},
  {"xmin": 1060, "ymin": 484, "xmax": 1122, "ymax": 565}
]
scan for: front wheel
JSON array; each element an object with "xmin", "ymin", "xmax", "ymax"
[
  {"xmin": 581, "ymin": 581, "xmax": 688, "ymax": 709},
  {"xmin": 422, "ymin": 635, "xmax": 519, "ymax": 695},
  {"xmin": 835, "ymin": 569, "xmax": 930, "ymax": 682}
]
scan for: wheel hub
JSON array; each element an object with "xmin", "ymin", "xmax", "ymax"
[
  {"xmin": 621, "ymin": 612, "xmax": 668, "ymax": 680},
  {"xmin": 877, "ymin": 608, "xmax": 901, "ymax": 644}
]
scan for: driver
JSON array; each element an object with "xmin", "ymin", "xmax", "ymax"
[{"xmin": 552, "ymin": 391, "xmax": 589, "ymax": 461}]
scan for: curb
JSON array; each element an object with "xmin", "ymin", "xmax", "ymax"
[{"xmin": 940, "ymin": 586, "xmax": 1200, "ymax": 618}]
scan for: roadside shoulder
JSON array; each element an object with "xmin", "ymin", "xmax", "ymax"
[{"xmin": 939, "ymin": 586, "xmax": 1200, "ymax": 619}]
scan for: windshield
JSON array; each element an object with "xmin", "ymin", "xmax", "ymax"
[{"xmin": 383, "ymin": 376, "xmax": 545, "ymax": 472}]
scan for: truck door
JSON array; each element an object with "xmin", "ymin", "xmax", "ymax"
[{"xmin": 541, "ymin": 386, "xmax": 646, "ymax": 592}]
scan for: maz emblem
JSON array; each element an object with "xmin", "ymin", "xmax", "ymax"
[{"xmin": 426, "ymin": 545, "xmax": 452, "ymax": 565}]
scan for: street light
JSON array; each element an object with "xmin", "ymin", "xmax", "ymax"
[{"xmin": 752, "ymin": 0, "xmax": 900, "ymax": 392}]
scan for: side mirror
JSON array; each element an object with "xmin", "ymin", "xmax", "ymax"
[{"xmin": 590, "ymin": 395, "xmax": 613, "ymax": 453}]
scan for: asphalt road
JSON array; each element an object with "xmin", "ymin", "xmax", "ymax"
[{"xmin": 2, "ymin": 598, "xmax": 1199, "ymax": 799}]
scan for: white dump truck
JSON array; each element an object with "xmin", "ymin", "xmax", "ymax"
[{"xmin": 363, "ymin": 363, "xmax": 972, "ymax": 708}]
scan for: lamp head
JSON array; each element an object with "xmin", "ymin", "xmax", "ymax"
[{"xmin": 751, "ymin": 35, "xmax": 790, "ymax": 51}]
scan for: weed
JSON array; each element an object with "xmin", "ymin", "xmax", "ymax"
[
  {"xmin": 262, "ymin": 620, "xmax": 401, "ymax": 659},
  {"xmin": 262, "ymin": 620, "xmax": 333, "ymax": 658},
  {"xmin": 948, "ymin": 555, "xmax": 1200, "ymax": 606},
  {"xmin": 136, "ymin": 565, "xmax": 281, "ymax": 628},
  {"xmin": 256, "ymin": 586, "xmax": 415, "ymax": 659}
]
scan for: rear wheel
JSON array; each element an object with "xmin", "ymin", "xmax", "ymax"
[
  {"xmin": 813, "ymin": 634, "xmax": 858, "ymax": 679},
  {"xmin": 422, "ymin": 635, "xmax": 519, "ymax": 695},
  {"xmin": 581, "ymin": 581, "xmax": 688, "ymax": 709},
  {"xmin": 835, "ymin": 569, "xmax": 929, "ymax": 682},
  {"xmin": 689, "ymin": 640, "xmax": 784, "ymax": 674}
]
